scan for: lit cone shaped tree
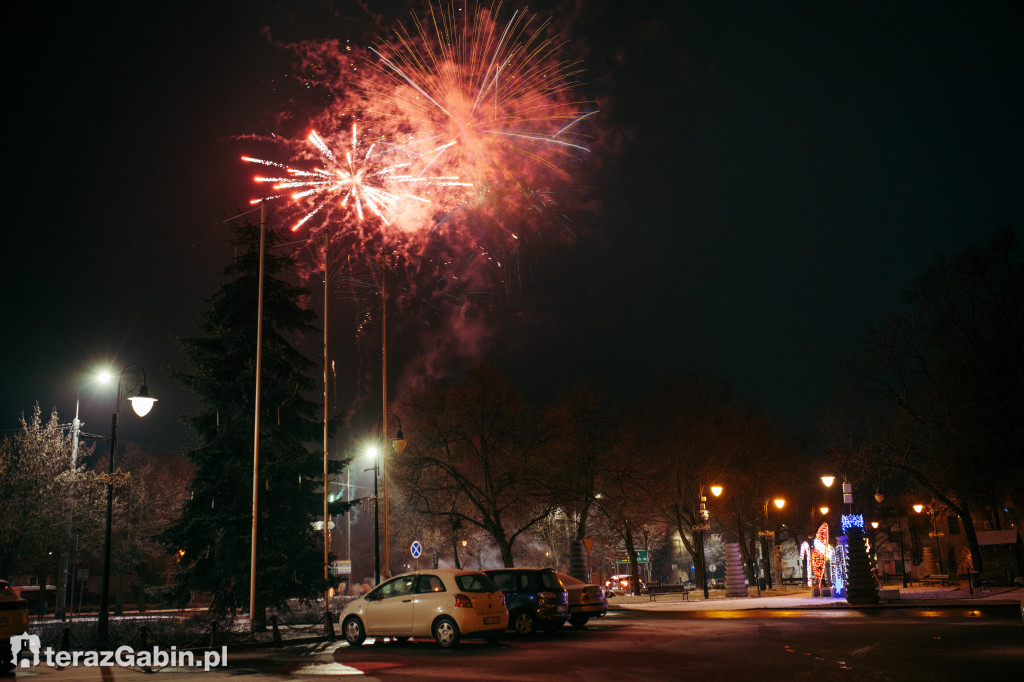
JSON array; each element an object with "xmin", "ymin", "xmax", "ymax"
[
  {"xmin": 725, "ymin": 542, "xmax": 748, "ymax": 597},
  {"xmin": 845, "ymin": 526, "xmax": 879, "ymax": 604}
]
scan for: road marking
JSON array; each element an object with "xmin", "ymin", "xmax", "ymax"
[{"xmin": 294, "ymin": 662, "xmax": 366, "ymax": 675}]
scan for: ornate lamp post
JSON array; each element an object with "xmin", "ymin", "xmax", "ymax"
[
  {"xmin": 698, "ymin": 485, "xmax": 723, "ymax": 599},
  {"xmin": 97, "ymin": 365, "xmax": 156, "ymax": 643},
  {"xmin": 759, "ymin": 497, "xmax": 785, "ymax": 590}
]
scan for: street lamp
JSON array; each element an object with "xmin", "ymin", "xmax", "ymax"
[
  {"xmin": 698, "ymin": 485, "xmax": 723, "ymax": 599},
  {"xmin": 759, "ymin": 497, "xmax": 785, "ymax": 590},
  {"xmin": 378, "ymin": 415, "xmax": 405, "ymax": 580},
  {"xmin": 365, "ymin": 445, "xmax": 382, "ymax": 585},
  {"xmin": 97, "ymin": 364, "xmax": 156, "ymax": 643},
  {"xmin": 56, "ymin": 382, "xmax": 92, "ymax": 621},
  {"xmin": 913, "ymin": 504, "xmax": 944, "ymax": 576}
]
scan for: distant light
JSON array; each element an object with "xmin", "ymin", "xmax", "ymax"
[
  {"xmin": 710, "ymin": 485, "xmax": 723, "ymax": 497},
  {"xmin": 365, "ymin": 445, "xmax": 378, "ymax": 459},
  {"xmin": 773, "ymin": 498, "xmax": 785, "ymax": 510},
  {"xmin": 913, "ymin": 504, "xmax": 924, "ymax": 514},
  {"xmin": 98, "ymin": 370, "xmax": 113, "ymax": 384},
  {"xmin": 821, "ymin": 476, "xmax": 835, "ymax": 488},
  {"xmin": 820, "ymin": 506, "xmax": 829, "ymax": 516},
  {"xmin": 871, "ymin": 521, "xmax": 879, "ymax": 529}
]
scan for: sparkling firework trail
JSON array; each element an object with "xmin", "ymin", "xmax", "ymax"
[
  {"xmin": 243, "ymin": 122, "xmax": 470, "ymax": 231},
  {"xmin": 367, "ymin": 2, "xmax": 594, "ymax": 209}
]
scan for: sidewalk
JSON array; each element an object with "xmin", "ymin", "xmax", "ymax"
[{"xmin": 609, "ymin": 584, "xmax": 1024, "ymax": 612}]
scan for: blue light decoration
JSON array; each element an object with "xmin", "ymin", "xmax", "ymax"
[
  {"xmin": 830, "ymin": 540, "xmax": 848, "ymax": 597},
  {"xmin": 841, "ymin": 514, "xmax": 864, "ymax": 535}
]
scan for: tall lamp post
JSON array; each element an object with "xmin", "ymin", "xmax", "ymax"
[
  {"xmin": 698, "ymin": 485, "xmax": 723, "ymax": 599},
  {"xmin": 97, "ymin": 364, "xmax": 156, "ymax": 643},
  {"xmin": 56, "ymin": 385, "xmax": 89, "ymax": 621},
  {"xmin": 379, "ymin": 415, "xmax": 405, "ymax": 580},
  {"xmin": 365, "ymin": 445, "xmax": 382, "ymax": 585},
  {"xmin": 364, "ymin": 417, "xmax": 406, "ymax": 586},
  {"xmin": 914, "ymin": 504, "xmax": 944, "ymax": 575},
  {"xmin": 759, "ymin": 497, "xmax": 785, "ymax": 590}
]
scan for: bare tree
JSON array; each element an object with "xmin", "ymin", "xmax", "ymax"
[
  {"xmin": 395, "ymin": 367, "xmax": 555, "ymax": 567},
  {"xmin": 832, "ymin": 227, "xmax": 1024, "ymax": 575},
  {"xmin": 540, "ymin": 386, "xmax": 621, "ymax": 578}
]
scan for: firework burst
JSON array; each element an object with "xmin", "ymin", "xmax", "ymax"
[
  {"xmin": 367, "ymin": 1, "xmax": 595, "ymax": 217},
  {"xmin": 243, "ymin": 121, "xmax": 469, "ymax": 232}
]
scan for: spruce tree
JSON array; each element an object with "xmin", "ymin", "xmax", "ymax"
[{"xmin": 162, "ymin": 219, "xmax": 343, "ymax": 617}]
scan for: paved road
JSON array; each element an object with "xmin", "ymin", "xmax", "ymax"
[{"xmin": 11, "ymin": 607, "xmax": 1023, "ymax": 680}]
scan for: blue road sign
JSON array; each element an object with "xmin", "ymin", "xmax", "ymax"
[{"xmin": 411, "ymin": 540, "xmax": 423, "ymax": 558}]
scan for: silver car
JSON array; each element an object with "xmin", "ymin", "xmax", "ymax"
[{"xmin": 339, "ymin": 569, "xmax": 508, "ymax": 648}]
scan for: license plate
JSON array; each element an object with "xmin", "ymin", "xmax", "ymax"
[
  {"xmin": 484, "ymin": 616, "xmax": 500, "ymax": 624},
  {"xmin": 556, "ymin": 605, "xmax": 567, "ymax": 614}
]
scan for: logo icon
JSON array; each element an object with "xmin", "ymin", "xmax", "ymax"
[{"xmin": 10, "ymin": 633, "xmax": 41, "ymax": 668}]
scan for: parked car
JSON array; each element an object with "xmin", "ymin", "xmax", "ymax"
[
  {"xmin": 603, "ymin": 574, "xmax": 644, "ymax": 596},
  {"xmin": 555, "ymin": 573, "xmax": 607, "ymax": 627},
  {"xmin": 339, "ymin": 569, "xmax": 507, "ymax": 648},
  {"xmin": 483, "ymin": 567, "xmax": 569, "ymax": 634},
  {"xmin": 1, "ymin": 580, "xmax": 29, "ymax": 673}
]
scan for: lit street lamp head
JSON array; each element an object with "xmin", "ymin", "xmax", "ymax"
[
  {"xmin": 128, "ymin": 383, "xmax": 157, "ymax": 417},
  {"xmin": 821, "ymin": 475, "xmax": 835, "ymax": 487}
]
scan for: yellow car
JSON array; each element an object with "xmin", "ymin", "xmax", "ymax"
[
  {"xmin": 557, "ymin": 572, "xmax": 607, "ymax": 628},
  {"xmin": 339, "ymin": 569, "xmax": 507, "ymax": 648},
  {"xmin": 1, "ymin": 580, "xmax": 29, "ymax": 672}
]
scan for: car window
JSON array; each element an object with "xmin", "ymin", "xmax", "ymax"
[
  {"xmin": 458, "ymin": 573, "xmax": 499, "ymax": 593},
  {"xmin": 518, "ymin": 574, "xmax": 530, "ymax": 590},
  {"xmin": 377, "ymin": 575, "xmax": 415, "ymax": 599},
  {"xmin": 539, "ymin": 571, "xmax": 562, "ymax": 590},
  {"xmin": 488, "ymin": 572, "xmax": 515, "ymax": 592},
  {"xmin": 417, "ymin": 574, "xmax": 446, "ymax": 593}
]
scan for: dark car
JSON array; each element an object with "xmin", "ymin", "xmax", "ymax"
[{"xmin": 483, "ymin": 567, "xmax": 569, "ymax": 635}]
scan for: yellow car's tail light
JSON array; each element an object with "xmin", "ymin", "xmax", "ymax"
[{"xmin": 454, "ymin": 594, "xmax": 473, "ymax": 608}]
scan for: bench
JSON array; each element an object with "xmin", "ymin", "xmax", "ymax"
[
  {"xmin": 644, "ymin": 584, "xmax": 694, "ymax": 601},
  {"xmin": 919, "ymin": 574, "xmax": 949, "ymax": 587}
]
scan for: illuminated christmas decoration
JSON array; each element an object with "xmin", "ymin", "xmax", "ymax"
[
  {"xmin": 841, "ymin": 514, "xmax": 864, "ymax": 535},
  {"xmin": 799, "ymin": 523, "xmax": 834, "ymax": 588},
  {"xmin": 831, "ymin": 540, "xmax": 848, "ymax": 597}
]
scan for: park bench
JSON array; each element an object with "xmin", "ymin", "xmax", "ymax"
[
  {"xmin": 644, "ymin": 584, "xmax": 694, "ymax": 601},
  {"xmin": 919, "ymin": 574, "xmax": 949, "ymax": 587}
]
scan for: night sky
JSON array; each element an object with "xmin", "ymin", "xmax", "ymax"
[{"xmin": 3, "ymin": 1, "xmax": 1021, "ymax": 454}]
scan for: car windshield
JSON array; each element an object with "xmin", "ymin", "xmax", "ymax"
[
  {"xmin": 557, "ymin": 573, "xmax": 585, "ymax": 587},
  {"xmin": 455, "ymin": 573, "xmax": 498, "ymax": 593},
  {"xmin": 539, "ymin": 571, "xmax": 563, "ymax": 591}
]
